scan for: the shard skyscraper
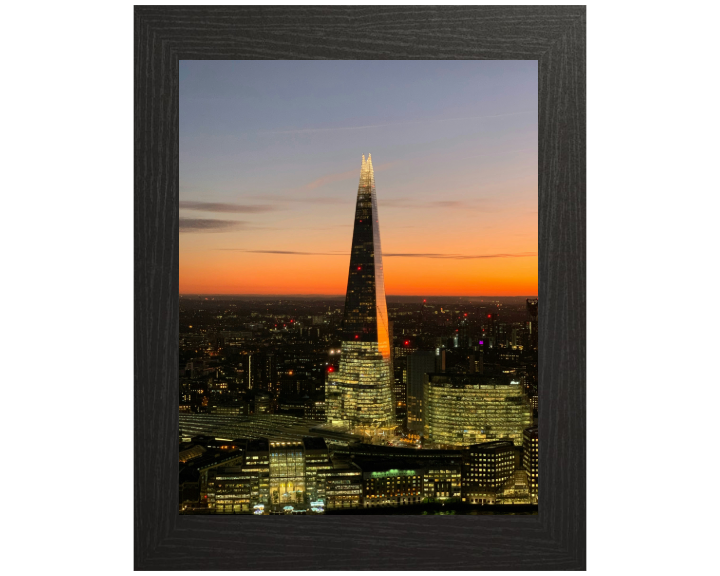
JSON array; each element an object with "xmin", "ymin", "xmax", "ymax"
[{"xmin": 327, "ymin": 154, "xmax": 395, "ymax": 431}]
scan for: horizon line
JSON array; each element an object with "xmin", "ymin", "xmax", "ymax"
[{"xmin": 179, "ymin": 293, "xmax": 539, "ymax": 298}]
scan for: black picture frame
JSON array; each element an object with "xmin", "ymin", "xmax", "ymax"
[{"xmin": 135, "ymin": 5, "xmax": 585, "ymax": 570}]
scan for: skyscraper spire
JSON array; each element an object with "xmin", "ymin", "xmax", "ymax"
[{"xmin": 326, "ymin": 154, "xmax": 395, "ymax": 431}]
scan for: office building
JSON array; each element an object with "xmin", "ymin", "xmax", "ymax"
[
  {"xmin": 207, "ymin": 466, "xmax": 259, "ymax": 514},
  {"xmin": 463, "ymin": 441, "xmax": 516, "ymax": 504},
  {"xmin": 326, "ymin": 155, "xmax": 395, "ymax": 430},
  {"xmin": 422, "ymin": 465, "xmax": 462, "ymax": 501},
  {"xmin": 242, "ymin": 438, "xmax": 270, "ymax": 504},
  {"xmin": 526, "ymin": 298, "xmax": 538, "ymax": 350},
  {"xmin": 406, "ymin": 350, "xmax": 436, "ymax": 433},
  {"xmin": 268, "ymin": 440, "xmax": 306, "ymax": 507},
  {"xmin": 424, "ymin": 373, "xmax": 533, "ymax": 447},
  {"xmin": 359, "ymin": 462, "xmax": 424, "ymax": 508},
  {"xmin": 324, "ymin": 462, "xmax": 363, "ymax": 509},
  {"xmin": 523, "ymin": 426, "xmax": 538, "ymax": 502},
  {"xmin": 303, "ymin": 436, "xmax": 332, "ymax": 503}
]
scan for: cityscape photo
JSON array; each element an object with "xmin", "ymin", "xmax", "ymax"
[{"xmin": 179, "ymin": 61, "xmax": 538, "ymax": 515}]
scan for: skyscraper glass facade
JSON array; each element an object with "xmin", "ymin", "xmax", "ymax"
[
  {"xmin": 424, "ymin": 374, "xmax": 533, "ymax": 447},
  {"xmin": 327, "ymin": 155, "xmax": 395, "ymax": 430},
  {"xmin": 269, "ymin": 441, "xmax": 305, "ymax": 505}
]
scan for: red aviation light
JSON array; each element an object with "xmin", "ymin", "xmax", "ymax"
[
  {"xmin": 328, "ymin": 366, "xmax": 334, "ymax": 373},
  {"xmin": 355, "ymin": 335, "xmax": 359, "ymax": 339},
  {"xmin": 488, "ymin": 314, "xmax": 492, "ymax": 318},
  {"xmin": 405, "ymin": 341, "xmax": 409, "ymax": 345},
  {"xmin": 357, "ymin": 266, "xmax": 362, "ymax": 270}
]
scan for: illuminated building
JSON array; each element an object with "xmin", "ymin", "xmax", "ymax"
[
  {"xmin": 269, "ymin": 440, "xmax": 306, "ymax": 507},
  {"xmin": 424, "ymin": 374, "xmax": 533, "ymax": 447},
  {"xmin": 358, "ymin": 461, "xmax": 462, "ymax": 507},
  {"xmin": 422, "ymin": 465, "xmax": 462, "ymax": 501},
  {"xmin": 304, "ymin": 400, "xmax": 326, "ymax": 422},
  {"xmin": 327, "ymin": 155, "xmax": 395, "ymax": 430},
  {"xmin": 210, "ymin": 400, "xmax": 248, "ymax": 416},
  {"xmin": 406, "ymin": 350, "xmax": 436, "ymax": 433},
  {"xmin": 497, "ymin": 470, "xmax": 532, "ymax": 504},
  {"xmin": 242, "ymin": 438, "xmax": 270, "ymax": 504},
  {"xmin": 526, "ymin": 298, "xmax": 538, "ymax": 350},
  {"xmin": 254, "ymin": 392, "xmax": 271, "ymax": 415},
  {"xmin": 195, "ymin": 451, "xmax": 246, "ymax": 501},
  {"xmin": 393, "ymin": 354, "xmax": 407, "ymax": 425},
  {"xmin": 523, "ymin": 426, "xmax": 538, "ymax": 502},
  {"xmin": 463, "ymin": 441, "xmax": 516, "ymax": 504},
  {"xmin": 360, "ymin": 464, "xmax": 424, "ymax": 508},
  {"xmin": 302, "ymin": 436, "xmax": 332, "ymax": 503},
  {"xmin": 179, "ymin": 444, "xmax": 206, "ymax": 463},
  {"xmin": 324, "ymin": 463, "xmax": 363, "ymax": 509},
  {"xmin": 207, "ymin": 466, "xmax": 259, "ymax": 514},
  {"xmin": 264, "ymin": 353, "xmax": 277, "ymax": 393}
]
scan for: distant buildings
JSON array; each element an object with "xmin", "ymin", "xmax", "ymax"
[
  {"xmin": 326, "ymin": 155, "xmax": 395, "ymax": 430},
  {"xmin": 424, "ymin": 373, "xmax": 533, "ymax": 447},
  {"xmin": 178, "ymin": 221, "xmax": 540, "ymax": 514}
]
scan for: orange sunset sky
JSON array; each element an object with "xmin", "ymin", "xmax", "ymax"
[{"xmin": 180, "ymin": 61, "xmax": 537, "ymax": 296}]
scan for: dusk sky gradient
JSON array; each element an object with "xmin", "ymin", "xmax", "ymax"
[{"xmin": 179, "ymin": 60, "xmax": 538, "ymax": 296}]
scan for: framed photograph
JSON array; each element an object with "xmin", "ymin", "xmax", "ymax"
[{"xmin": 135, "ymin": 5, "xmax": 585, "ymax": 570}]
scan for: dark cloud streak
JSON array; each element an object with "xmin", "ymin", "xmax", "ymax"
[
  {"xmin": 180, "ymin": 201, "xmax": 278, "ymax": 213},
  {"xmin": 180, "ymin": 218, "xmax": 250, "ymax": 233}
]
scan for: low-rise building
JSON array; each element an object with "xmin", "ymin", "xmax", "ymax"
[
  {"xmin": 463, "ymin": 441, "xmax": 516, "ymax": 504},
  {"xmin": 207, "ymin": 466, "xmax": 259, "ymax": 514},
  {"xmin": 324, "ymin": 462, "xmax": 362, "ymax": 510}
]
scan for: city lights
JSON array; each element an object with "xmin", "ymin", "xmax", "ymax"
[{"xmin": 179, "ymin": 159, "xmax": 539, "ymax": 516}]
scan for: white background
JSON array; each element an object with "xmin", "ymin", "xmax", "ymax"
[{"xmin": 2, "ymin": 0, "xmax": 718, "ymax": 574}]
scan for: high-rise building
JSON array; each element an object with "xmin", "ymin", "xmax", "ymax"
[
  {"xmin": 526, "ymin": 298, "xmax": 538, "ymax": 350},
  {"xmin": 523, "ymin": 426, "xmax": 538, "ymax": 502},
  {"xmin": 424, "ymin": 373, "xmax": 533, "ymax": 447},
  {"xmin": 406, "ymin": 350, "xmax": 436, "ymax": 433},
  {"xmin": 327, "ymin": 155, "xmax": 395, "ymax": 431}
]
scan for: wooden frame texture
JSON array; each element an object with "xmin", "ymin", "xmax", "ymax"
[{"xmin": 135, "ymin": 5, "xmax": 586, "ymax": 570}]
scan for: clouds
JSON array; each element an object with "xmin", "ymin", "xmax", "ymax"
[
  {"xmin": 301, "ymin": 169, "xmax": 358, "ymax": 191},
  {"xmin": 219, "ymin": 249, "xmax": 345, "ymax": 256},
  {"xmin": 385, "ymin": 252, "xmax": 537, "ymax": 260},
  {"xmin": 260, "ymin": 111, "xmax": 534, "ymax": 135},
  {"xmin": 180, "ymin": 201, "xmax": 277, "ymax": 213},
  {"xmin": 246, "ymin": 194, "xmax": 348, "ymax": 206},
  {"xmin": 180, "ymin": 218, "xmax": 250, "ymax": 233},
  {"xmin": 379, "ymin": 198, "xmax": 492, "ymax": 211}
]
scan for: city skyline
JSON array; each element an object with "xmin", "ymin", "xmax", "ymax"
[{"xmin": 180, "ymin": 60, "xmax": 538, "ymax": 296}]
